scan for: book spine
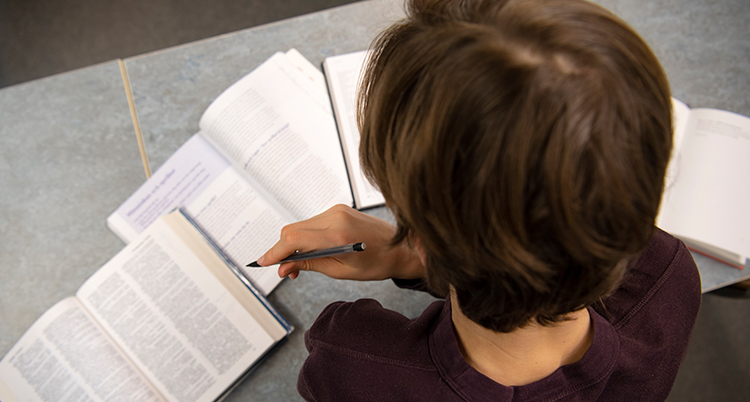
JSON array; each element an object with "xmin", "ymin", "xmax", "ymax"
[{"xmin": 176, "ymin": 208, "xmax": 294, "ymax": 334}]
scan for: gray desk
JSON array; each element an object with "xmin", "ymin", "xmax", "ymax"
[
  {"xmin": 0, "ymin": 62, "xmax": 146, "ymax": 355},
  {"xmin": 1, "ymin": 0, "xmax": 749, "ymax": 401}
]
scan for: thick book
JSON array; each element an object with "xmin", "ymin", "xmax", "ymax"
[
  {"xmin": 107, "ymin": 49, "xmax": 357, "ymax": 295},
  {"xmin": 657, "ymin": 99, "xmax": 750, "ymax": 269},
  {"xmin": 323, "ymin": 50, "xmax": 386, "ymax": 210},
  {"xmin": 0, "ymin": 209, "xmax": 292, "ymax": 402}
]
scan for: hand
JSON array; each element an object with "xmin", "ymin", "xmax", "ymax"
[{"xmin": 257, "ymin": 204, "xmax": 425, "ymax": 281}]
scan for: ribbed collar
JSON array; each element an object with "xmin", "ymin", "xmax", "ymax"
[{"xmin": 428, "ymin": 296, "xmax": 620, "ymax": 402}]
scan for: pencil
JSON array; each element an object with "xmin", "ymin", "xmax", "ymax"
[{"xmin": 247, "ymin": 242, "xmax": 366, "ymax": 267}]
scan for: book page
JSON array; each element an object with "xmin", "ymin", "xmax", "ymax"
[
  {"xmin": 160, "ymin": 211, "xmax": 290, "ymax": 341},
  {"xmin": 185, "ymin": 167, "xmax": 293, "ymax": 295},
  {"xmin": 657, "ymin": 107, "xmax": 750, "ymax": 264},
  {"xmin": 324, "ymin": 50, "xmax": 385, "ymax": 209},
  {"xmin": 0, "ymin": 297, "xmax": 164, "ymax": 402},
  {"xmin": 76, "ymin": 216, "xmax": 278, "ymax": 402},
  {"xmin": 108, "ymin": 133, "xmax": 232, "ymax": 243},
  {"xmin": 199, "ymin": 52, "xmax": 353, "ymax": 220},
  {"xmin": 284, "ymin": 48, "xmax": 332, "ymax": 114},
  {"xmin": 107, "ymin": 133, "xmax": 291, "ymax": 295}
]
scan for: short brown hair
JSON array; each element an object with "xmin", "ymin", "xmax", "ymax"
[{"xmin": 358, "ymin": 0, "xmax": 672, "ymax": 332}]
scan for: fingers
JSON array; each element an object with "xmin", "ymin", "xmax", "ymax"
[
  {"xmin": 278, "ymin": 263, "xmax": 301, "ymax": 280},
  {"xmin": 259, "ymin": 227, "xmax": 340, "ymax": 266},
  {"xmin": 257, "ymin": 204, "xmax": 413, "ymax": 281},
  {"xmin": 277, "ymin": 254, "xmax": 346, "ymax": 279},
  {"xmin": 258, "ymin": 205, "xmax": 361, "ymax": 267},
  {"xmin": 277, "ymin": 258, "xmax": 338, "ymax": 280},
  {"xmin": 258, "ymin": 221, "xmax": 335, "ymax": 266}
]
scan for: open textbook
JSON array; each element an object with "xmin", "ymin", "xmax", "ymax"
[
  {"xmin": 323, "ymin": 50, "xmax": 385, "ymax": 209},
  {"xmin": 108, "ymin": 49, "xmax": 358, "ymax": 295},
  {"xmin": 657, "ymin": 99, "xmax": 750, "ymax": 269},
  {"xmin": 0, "ymin": 210, "xmax": 292, "ymax": 402}
]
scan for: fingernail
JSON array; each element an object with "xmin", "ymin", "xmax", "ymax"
[{"xmin": 257, "ymin": 255, "xmax": 266, "ymax": 266}]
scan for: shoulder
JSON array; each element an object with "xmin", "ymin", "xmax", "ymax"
[
  {"xmin": 304, "ymin": 298, "xmax": 442, "ymax": 367},
  {"xmin": 596, "ymin": 228, "xmax": 701, "ymax": 326},
  {"xmin": 298, "ymin": 299, "xmax": 446, "ymax": 401},
  {"xmin": 594, "ymin": 228, "xmax": 702, "ymax": 401}
]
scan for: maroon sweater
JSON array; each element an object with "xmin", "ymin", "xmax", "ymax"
[{"xmin": 297, "ymin": 229, "xmax": 701, "ymax": 401}]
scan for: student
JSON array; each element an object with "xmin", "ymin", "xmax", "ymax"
[{"xmin": 258, "ymin": 0, "xmax": 701, "ymax": 400}]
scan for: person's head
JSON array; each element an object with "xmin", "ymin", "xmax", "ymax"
[{"xmin": 358, "ymin": 0, "xmax": 672, "ymax": 332}]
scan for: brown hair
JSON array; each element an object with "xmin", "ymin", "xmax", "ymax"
[{"xmin": 358, "ymin": 0, "xmax": 672, "ymax": 332}]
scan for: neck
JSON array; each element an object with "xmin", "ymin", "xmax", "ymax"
[{"xmin": 450, "ymin": 291, "xmax": 593, "ymax": 386}]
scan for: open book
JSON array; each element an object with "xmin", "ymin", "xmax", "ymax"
[
  {"xmin": 323, "ymin": 50, "xmax": 385, "ymax": 209},
  {"xmin": 107, "ymin": 49, "xmax": 357, "ymax": 295},
  {"xmin": 0, "ymin": 210, "xmax": 292, "ymax": 402},
  {"xmin": 657, "ymin": 99, "xmax": 750, "ymax": 269}
]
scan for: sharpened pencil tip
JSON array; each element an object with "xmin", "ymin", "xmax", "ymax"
[{"xmin": 247, "ymin": 261, "xmax": 261, "ymax": 268}]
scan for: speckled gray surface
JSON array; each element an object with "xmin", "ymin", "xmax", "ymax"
[
  {"xmin": 597, "ymin": 0, "xmax": 750, "ymax": 117},
  {"xmin": 1, "ymin": 0, "xmax": 749, "ymax": 400},
  {"xmin": 124, "ymin": 0, "xmax": 404, "ymax": 173},
  {"xmin": 0, "ymin": 61, "xmax": 144, "ymax": 355}
]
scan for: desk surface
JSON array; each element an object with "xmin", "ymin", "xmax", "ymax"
[
  {"xmin": 0, "ymin": 61, "xmax": 145, "ymax": 355},
  {"xmin": 1, "ymin": 0, "xmax": 749, "ymax": 400}
]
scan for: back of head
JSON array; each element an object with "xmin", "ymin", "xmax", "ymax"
[{"xmin": 359, "ymin": 0, "xmax": 673, "ymax": 332}]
